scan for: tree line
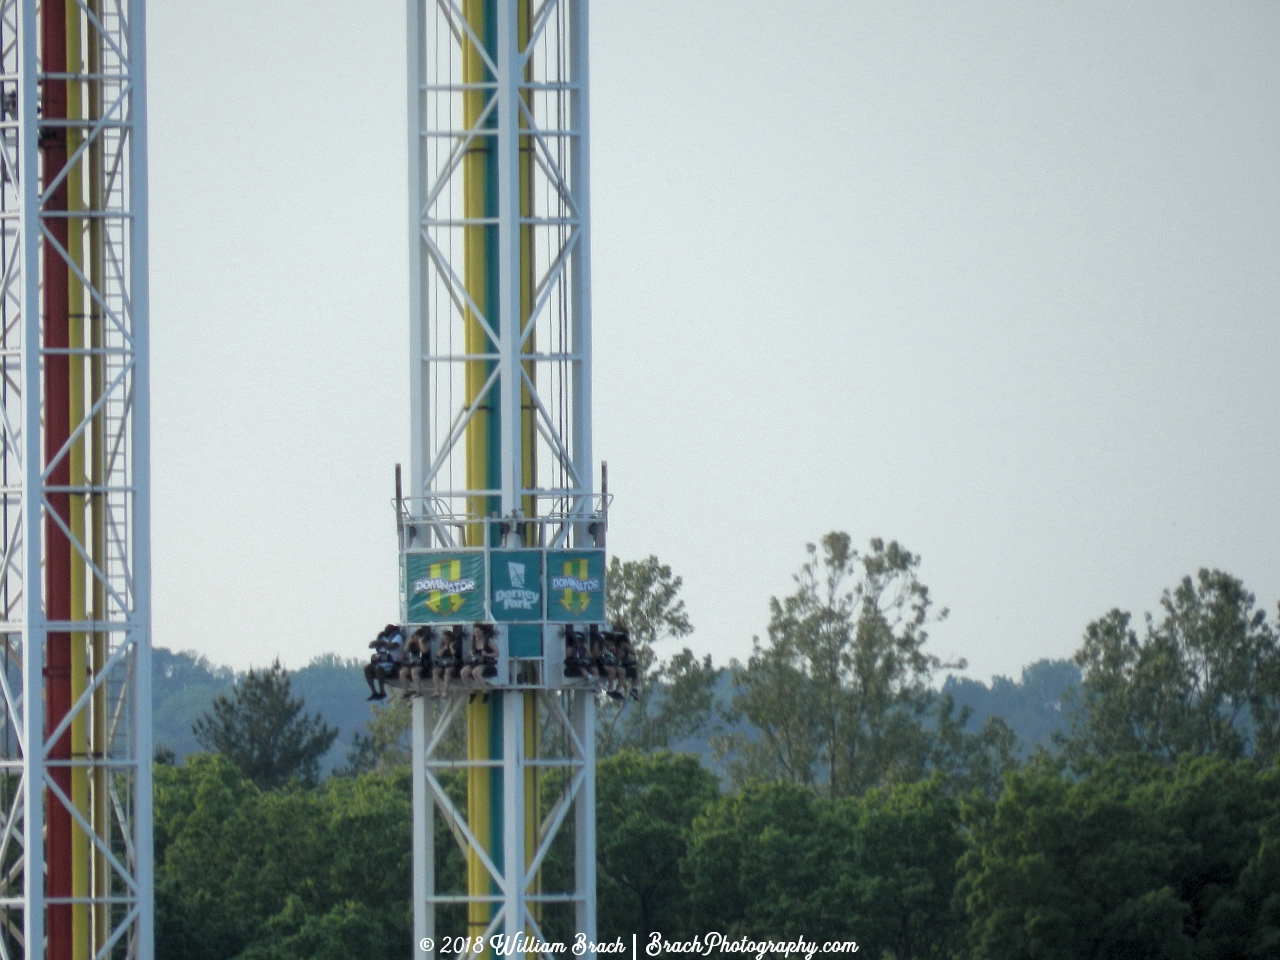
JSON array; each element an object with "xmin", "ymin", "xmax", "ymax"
[{"xmin": 155, "ymin": 534, "xmax": 1280, "ymax": 959}]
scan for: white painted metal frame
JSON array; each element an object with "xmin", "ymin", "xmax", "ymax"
[
  {"xmin": 408, "ymin": 0, "xmax": 596, "ymax": 955},
  {"xmin": 0, "ymin": 1, "xmax": 152, "ymax": 957},
  {"xmin": 412, "ymin": 689, "xmax": 595, "ymax": 958},
  {"xmin": 408, "ymin": 0, "xmax": 594, "ymax": 542}
]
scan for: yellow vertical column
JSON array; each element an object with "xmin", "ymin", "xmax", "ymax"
[
  {"xmin": 64, "ymin": 4, "xmax": 91, "ymax": 959},
  {"xmin": 463, "ymin": 0, "xmax": 492, "ymax": 540},
  {"xmin": 462, "ymin": 0, "xmax": 494, "ymax": 945},
  {"xmin": 462, "ymin": 1, "xmax": 540, "ymax": 942},
  {"xmin": 85, "ymin": 2, "xmax": 108, "ymax": 952}
]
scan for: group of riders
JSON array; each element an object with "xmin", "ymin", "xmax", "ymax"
[
  {"xmin": 363, "ymin": 621, "xmax": 639, "ymax": 703},
  {"xmin": 561, "ymin": 623, "xmax": 639, "ymax": 701}
]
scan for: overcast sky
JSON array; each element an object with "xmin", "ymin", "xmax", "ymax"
[{"xmin": 146, "ymin": 1, "xmax": 1280, "ymax": 683}]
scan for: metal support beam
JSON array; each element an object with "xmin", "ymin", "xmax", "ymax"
[
  {"xmin": 567, "ymin": 0, "xmax": 592, "ymax": 537},
  {"xmin": 496, "ymin": 0, "xmax": 521, "ymax": 517},
  {"xmin": 413, "ymin": 697, "xmax": 433, "ymax": 949},
  {"xmin": 19, "ymin": 5, "xmax": 46, "ymax": 956},
  {"xmin": 501, "ymin": 690, "xmax": 523, "ymax": 940},
  {"xmin": 572, "ymin": 691, "xmax": 595, "ymax": 954},
  {"xmin": 406, "ymin": 0, "xmax": 428, "ymax": 520}
]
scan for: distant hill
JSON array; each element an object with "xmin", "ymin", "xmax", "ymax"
[
  {"xmin": 291, "ymin": 655, "xmax": 380, "ymax": 775},
  {"xmin": 153, "ymin": 648, "xmax": 1082, "ymax": 778},
  {"xmin": 941, "ymin": 658, "xmax": 1081, "ymax": 753},
  {"xmin": 675, "ymin": 657, "xmax": 1082, "ymax": 763},
  {"xmin": 152, "ymin": 648, "xmax": 374, "ymax": 777},
  {"xmin": 152, "ymin": 648, "xmax": 235, "ymax": 759}
]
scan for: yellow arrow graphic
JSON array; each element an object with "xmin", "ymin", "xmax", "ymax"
[
  {"xmin": 559, "ymin": 558, "xmax": 591, "ymax": 614},
  {"xmin": 426, "ymin": 559, "xmax": 465, "ymax": 614}
]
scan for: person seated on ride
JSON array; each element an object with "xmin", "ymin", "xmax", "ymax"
[
  {"xmin": 364, "ymin": 623, "xmax": 402, "ymax": 700},
  {"xmin": 379, "ymin": 624, "xmax": 406, "ymax": 690},
  {"xmin": 432, "ymin": 626, "xmax": 463, "ymax": 698},
  {"xmin": 400, "ymin": 627, "xmax": 432, "ymax": 698},
  {"xmin": 460, "ymin": 621, "xmax": 500, "ymax": 702},
  {"xmin": 594, "ymin": 624, "xmax": 624, "ymax": 700},
  {"xmin": 414, "ymin": 626, "xmax": 435, "ymax": 693},
  {"xmin": 364, "ymin": 635, "xmax": 389, "ymax": 700},
  {"xmin": 589, "ymin": 624, "xmax": 617, "ymax": 697},
  {"xmin": 611, "ymin": 623, "xmax": 639, "ymax": 701},
  {"xmin": 562, "ymin": 626, "xmax": 596, "ymax": 683}
]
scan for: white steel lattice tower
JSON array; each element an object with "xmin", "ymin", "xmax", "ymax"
[
  {"xmin": 0, "ymin": 3, "xmax": 153, "ymax": 960},
  {"xmin": 404, "ymin": 0, "xmax": 599, "ymax": 956}
]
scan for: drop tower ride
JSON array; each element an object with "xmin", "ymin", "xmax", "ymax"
[
  {"xmin": 0, "ymin": 3, "xmax": 153, "ymax": 960},
  {"xmin": 404, "ymin": 0, "xmax": 599, "ymax": 956}
]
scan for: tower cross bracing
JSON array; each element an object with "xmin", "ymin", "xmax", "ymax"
[
  {"xmin": 405, "ymin": 1, "xmax": 599, "ymax": 956},
  {"xmin": 0, "ymin": 2, "xmax": 153, "ymax": 960}
]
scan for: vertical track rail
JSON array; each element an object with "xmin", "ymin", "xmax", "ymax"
[{"xmin": 40, "ymin": 3, "xmax": 73, "ymax": 956}]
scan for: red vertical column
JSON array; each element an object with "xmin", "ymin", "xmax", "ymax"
[{"xmin": 40, "ymin": 2, "xmax": 74, "ymax": 959}]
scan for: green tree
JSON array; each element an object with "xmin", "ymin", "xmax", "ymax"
[
  {"xmin": 716, "ymin": 534, "xmax": 1013, "ymax": 796},
  {"xmin": 536, "ymin": 750, "xmax": 719, "ymax": 941},
  {"xmin": 682, "ymin": 777, "xmax": 966, "ymax": 956},
  {"xmin": 607, "ymin": 555, "xmax": 693, "ymax": 651},
  {"xmin": 341, "ymin": 698, "xmax": 412, "ymax": 775},
  {"xmin": 959, "ymin": 754, "xmax": 1280, "ymax": 959},
  {"xmin": 154, "ymin": 754, "xmax": 421, "ymax": 960},
  {"xmin": 942, "ymin": 658, "xmax": 1082, "ymax": 753},
  {"xmin": 683, "ymin": 781, "xmax": 832, "ymax": 936},
  {"xmin": 155, "ymin": 754, "xmax": 261, "ymax": 960},
  {"xmin": 233, "ymin": 898, "xmax": 390, "ymax": 960},
  {"xmin": 601, "ymin": 555, "xmax": 720, "ymax": 755},
  {"xmin": 841, "ymin": 779, "xmax": 967, "ymax": 959},
  {"xmin": 192, "ymin": 660, "xmax": 337, "ymax": 789},
  {"xmin": 1064, "ymin": 569, "xmax": 1280, "ymax": 765},
  {"xmin": 595, "ymin": 750, "xmax": 719, "ymax": 937}
]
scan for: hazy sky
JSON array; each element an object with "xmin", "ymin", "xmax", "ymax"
[{"xmin": 147, "ymin": 1, "xmax": 1280, "ymax": 683}]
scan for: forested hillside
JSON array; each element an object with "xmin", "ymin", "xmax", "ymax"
[{"xmin": 153, "ymin": 542, "xmax": 1280, "ymax": 959}]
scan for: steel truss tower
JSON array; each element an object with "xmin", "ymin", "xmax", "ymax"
[
  {"xmin": 405, "ymin": 0, "xmax": 597, "ymax": 956},
  {"xmin": 0, "ymin": 3, "xmax": 153, "ymax": 960}
]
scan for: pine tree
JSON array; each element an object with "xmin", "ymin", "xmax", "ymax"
[{"xmin": 192, "ymin": 659, "xmax": 337, "ymax": 789}]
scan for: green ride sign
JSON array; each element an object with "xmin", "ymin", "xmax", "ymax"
[
  {"xmin": 489, "ymin": 550, "xmax": 543, "ymax": 621},
  {"xmin": 404, "ymin": 552, "xmax": 486, "ymax": 622},
  {"xmin": 546, "ymin": 550, "xmax": 606, "ymax": 622}
]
